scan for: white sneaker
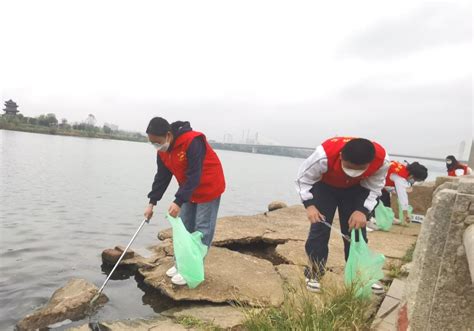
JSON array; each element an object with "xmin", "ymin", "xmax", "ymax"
[
  {"xmin": 166, "ymin": 265, "xmax": 178, "ymax": 278},
  {"xmin": 367, "ymin": 218, "xmax": 379, "ymax": 231},
  {"xmin": 366, "ymin": 227, "xmax": 374, "ymax": 232},
  {"xmin": 306, "ymin": 278, "xmax": 321, "ymax": 293},
  {"xmin": 371, "ymin": 283, "xmax": 385, "ymax": 295},
  {"xmin": 171, "ymin": 273, "xmax": 187, "ymax": 286}
]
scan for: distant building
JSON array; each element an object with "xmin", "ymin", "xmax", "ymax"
[{"xmin": 3, "ymin": 99, "xmax": 19, "ymax": 116}]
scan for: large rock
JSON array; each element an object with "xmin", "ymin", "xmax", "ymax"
[
  {"xmin": 161, "ymin": 304, "xmax": 245, "ymax": 330},
  {"xmin": 139, "ymin": 247, "xmax": 284, "ymax": 307},
  {"xmin": 101, "ymin": 246, "xmax": 135, "ymax": 265},
  {"xmin": 16, "ymin": 278, "xmax": 108, "ymax": 331},
  {"xmin": 275, "ymin": 226, "xmax": 418, "ymax": 271},
  {"xmin": 158, "ymin": 205, "xmax": 310, "ymax": 246}
]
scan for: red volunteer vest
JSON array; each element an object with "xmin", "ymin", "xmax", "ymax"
[
  {"xmin": 159, "ymin": 131, "xmax": 225, "ymax": 203},
  {"xmin": 448, "ymin": 164, "xmax": 469, "ymax": 177},
  {"xmin": 321, "ymin": 137, "xmax": 386, "ymax": 188},
  {"xmin": 385, "ymin": 161, "xmax": 410, "ymax": 187}
]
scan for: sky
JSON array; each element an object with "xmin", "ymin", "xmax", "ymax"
[{"xmin": 0, "ymin": 0, "xmax": 472, "ymax": 159}]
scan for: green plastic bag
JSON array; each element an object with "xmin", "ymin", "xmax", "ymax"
[
  {"xmin": 374, "ymin": 203, "xmax": 395, "ymax": 231},
  {"xmin": 167, "ymin": 214, "xmax": 208, "ymax": 289},
  {"xmin": 344, "ymin": 229, "xmax": 386, "ymax": 297}
]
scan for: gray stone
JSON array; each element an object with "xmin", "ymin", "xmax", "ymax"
[
  {"xmin": 434, "ymin": 176, "xmax": 460, "ymax": 190},
  {"xmin": 102, "ymin": 247, "xmax": 134, "ymax": 265},
  {"xmin": 458, "ymin": 177, "xmax": 474, "ymax": 195},
  {"xmin": 464, "ymin": 225, "xmax": 474, "ymax": 284},
  {"xmin": 268, "ymin": 201, "xmax": 288, "ymax": 211},
  {"xmin": 404, "ymin": 189, "xmax": 456, "ymax": 330},
  {"xmin": 161, "ymin": 304, "xmax": 245, "ymax": 330},
  {"xmin": 376, "ymin": 295, "xmax": 400, "ymax": 319},
  {"xmin": 139, "ymin": 247, "xmax": 284, "ymax": 307},
  {"xmin": 386, "ymin": 279, "xmax": 405, "ymax": 300},
  {"xmin": 17, "ymin": 278, "xmax": 108, "ymax": 331},
  {"xmin": 433, "ymin": 181, "xmax": 459, "ymax": 197}
]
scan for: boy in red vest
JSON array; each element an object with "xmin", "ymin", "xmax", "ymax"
[
  {"xmin": 377, "ymin": 161, "xmax": 427, "ymax": 226},
  {"xmin": 143, "ymin": 117, "xmax": 226, "ymax": 286},
  {"xmin": 296, "ymin": 137, "xmax": 390, "ymax": 293}
]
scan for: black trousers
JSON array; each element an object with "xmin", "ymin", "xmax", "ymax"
[
  {"xmin": 305, "ymin": 182, "xmax": 369, "ymax": 278},
  {"xmin": 380, "ymin": 189, "xmax": 391, "ymax": 207}
]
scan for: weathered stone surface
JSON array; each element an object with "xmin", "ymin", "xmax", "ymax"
[
  {"xmin": 276, "ymin": 264, "xmax": 305, "ymax": 289},
  {"xmin": 404, "ymin": 189, "xmax": 457, "ymax": 331},
  {"xmin": 17, "ymin": 278, "xmax": 108, "ymax": 331},
  {"xmin": 464, "ymin": 224, "xmax": 474, "ymax": 283},
  {"xmin": 458, "ymin": 177, "xmax": 474, "ymax": 194},
  {"xmin": 162, "ymin": 304, "xmax": 245, "ymax": 330},
  {"xmin": 268, "ymin": 201, "xmax": 288, "ymax": 211},
  {"xmin": 433, "ymin": 181, "xmax": 459, "ymax": 197},
  {"xmin": 67, "ymin": 316, "xmax": 187, "ymax": 331},
  {"xmin": 158, "ymin": 205, "xmax": 309, "ymax": 245},
  {"xmin": 427, "ymin": 189, "xmax": 474, "ymax": 329},
  {"xmin": 434, "ymin": 176, "xmax": 460, "ymax": 190},
  {"xmin": 139, "ymin": 247, "xmax": 284, "ymax": 307}
]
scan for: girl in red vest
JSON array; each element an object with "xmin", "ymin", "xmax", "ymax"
[
  {"xmin": 377, "ymin": 161, "xmax": 427, "ymax": 226},
  {"xmin": 296, "ymin": 137, "xmax": 390, "ymax": 294},
  {"xmin": 446, "ymin": 155, "xmax": 472, "ymax": 177},
  {"xmin": 143, "ymin": 117, "xmax": 226, "ymax": 286}
]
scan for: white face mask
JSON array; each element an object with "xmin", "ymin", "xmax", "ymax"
[
  {"xmin": 151, "ymin": 142, "xmax": 169, "ymax": 152},
  {"xmin": 342, "ymin": 166, "xmax": 367, "ymax": 178},
  {"xmin": 407, "ymin": 178, "xmax": 416, "ymax": 185},
  {"xmin": 151, "ymin": 134, "xmax": 171, "ymax": 152},
  {"xmin": 446, "ymin": 160, "xmax": 453, "ymax": 165}
]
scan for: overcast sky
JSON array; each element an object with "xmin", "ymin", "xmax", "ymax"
[{"xmin": 0, "ymin": 0, "xmax": 472, "ymax": 158}]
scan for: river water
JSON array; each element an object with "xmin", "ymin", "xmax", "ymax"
[{"xmin": 0, "ymin": 130, "xmax": 446, "ymax": 330}]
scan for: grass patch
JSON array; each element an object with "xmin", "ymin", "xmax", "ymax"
[
  {"xmin": 176, "ymin": 315, "xmax": 223, "ymax": 331},
  {"xmin": 386, "ymin": 261, "xmax": 406, "ymax": 279},
  {"xmin": 241, "ymin": 275, "xmax": 375, "ymax": 331},
  {"xmin": 402, "ymin": 243, "xmax": 416, "ymax": 263}
]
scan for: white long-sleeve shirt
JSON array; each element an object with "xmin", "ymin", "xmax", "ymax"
[
  {"xmin": 385, "ymin": 173, "xmax": 410, "ymax": 210},
  {"xmin": 295, "ymin": 145, "xmax": 390, "ymax": 213}
]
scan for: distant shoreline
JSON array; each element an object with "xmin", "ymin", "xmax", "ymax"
[
  {"xmin": 1, "ymin": 126, "xmax": 461, "ymax": 163},
  {"xmin": 0, "ymin": 126, "xmax": 147, "ymax": 143}
]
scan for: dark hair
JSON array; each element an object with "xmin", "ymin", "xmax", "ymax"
[
  {"xmin": 407, "ymin": 162, "xmax": 428, "ymax": 181},
  {"xmin": 341, "ymin": 138, "xmax": 376, "ymax": 165},
  {"xmin": 446, "ymin": 155, "xmax": 458, "ymax": 171},
  {"xmin": 146, "ymin": 117, "xmax": 171, "ymax": 136}
]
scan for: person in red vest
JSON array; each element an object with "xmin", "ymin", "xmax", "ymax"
[
  {"xmin": 295, "ymin": 137, "xmax": 390, "ymax": 294},
  {"xmin": 376, "ymin": 161, "xmax": 428, "ymax": 226},
  {"xmin": 446, "ymin": 155, "xmax": 472, "ymax": 177},
  {"xmin": 143, "ymin": 117, "xmax": 226, "ymax": 286}
]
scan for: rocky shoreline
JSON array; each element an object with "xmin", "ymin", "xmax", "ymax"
[{"xmin": 17, "ymin": 183, "xmax": 436, "ymax": 330}]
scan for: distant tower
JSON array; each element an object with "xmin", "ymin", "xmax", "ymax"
[{"xmin": 3, "ymin": 99, "xmax": 19, "ymax": 116}]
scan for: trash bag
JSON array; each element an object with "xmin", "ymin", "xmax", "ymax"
[
  {"xmin": 374, "ymin": 203, "xmax": 395, "ymax": 231},
  {"xmin": 398, "ymin": 203, "xmax": 413, "ymax": 223},
  {"xmin": 167, "ymin": 214, "xmax": 208, "ymax": 288},
  {"xmin": 344, "ymin": 229, "xmax": 386, "ymax": 298}
]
